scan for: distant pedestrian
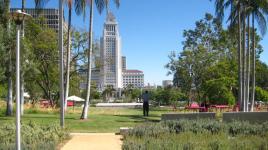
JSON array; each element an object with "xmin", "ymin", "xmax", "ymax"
[{"xmin": 142, "ymin": 90, "xmax": 150, "ymax": 116}]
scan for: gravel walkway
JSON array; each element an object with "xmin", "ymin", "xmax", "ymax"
[{"xmin": 61, "ymin": 133, "xmax": 122, "ymax": 150}]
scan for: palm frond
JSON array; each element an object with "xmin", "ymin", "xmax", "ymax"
[
  {"xmin": 34, "ymin": 0, "xmax": 49, "ymax": 9},
  {"xmin": 113, "ymin": 0, "xmax": 120, "ymax": 8},
  {"xmin": 74, "ymin": 0, "xmax": 86, "ymax": 17},
  {"xmin": 95, "ymin": 0, "xmax": 105, "ymax": 14},
  {"xmin": 255, "ymin": 11, "xmax": 267, "ymax": 36},
  {"xmin": 214, "ymin": 0, "xmax": 225, "ymax": 23}
]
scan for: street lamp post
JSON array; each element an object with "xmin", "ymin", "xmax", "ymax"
[
  {"xmin": 10, "ymin": 10, "xmax": 31, "ymax": 150},
  {"xmin": 59, "ymin": 0, "xmax": 65, "ymax": 128}
]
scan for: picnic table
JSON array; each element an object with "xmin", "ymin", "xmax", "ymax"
[{"xmin": 185, "ymin": 102, "xmax": 206, "ymax": 112}]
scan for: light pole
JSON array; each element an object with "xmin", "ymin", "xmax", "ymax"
[
  {"xmin": 59, "ymin": 0, "xmax": 65, "ymax": 127},
  {"xmin": 9, "ymin": 10, "xmax": 31, "ymax": 150}
]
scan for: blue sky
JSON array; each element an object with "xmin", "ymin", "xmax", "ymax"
[{"xmin": 11, "ymin": 0, "xmax": 268, "ymax": 85}]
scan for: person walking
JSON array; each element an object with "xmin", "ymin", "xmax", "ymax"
[{"xmin": 142, "ymin": 91, "xmax": 150, "ymax": 116}]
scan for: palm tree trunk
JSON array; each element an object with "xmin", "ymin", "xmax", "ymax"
[
  {"xmin": 64, "ymin": 7, "xmax": 72, "ymax": 111},
  {"xmin": 20, "ymin": 0, "xmax": 25, "ymax": 116},
  {"xmin": 242, "ymin": 9, "xmax": 246, "ymax": 112},
  {"xmin": 21, "ymin": 0, "xmax": 25, "ymax": 37},
  {"xmin": 59, "ymin": 0, "xmax": 65, "ymax": 127},
  {"xmin": 6, "ymin": 60, "xmax": 13, "ymax": 116},
  {"xmin": 81, "ymin": 0, "xmax": 93, "ymax": 119},
  {"xmin": 4, "ymin": 0, "xmax": 13, "ymax": 116},
  {"xmin": 250, "ymin": 15, "xmax": 255, "ymax": 112},
  {"xmin": 20, "ymin": 75, "xmax": 24, "ymax": 115},
  {"xmin": 245, "ymin": 15, "xmax": 250, "ymax": 112},
  {"xmin": 238, "ymin": 5, "xmax": 242, "ymax": 111}
]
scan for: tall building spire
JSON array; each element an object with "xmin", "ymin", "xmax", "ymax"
[
  {"xmin": 106, "ymin": 11, "xmax": 116, "ymax": 22},
  {"xmin": 100, "ymin": 11, "xmax": 122, "ymax": 90}
]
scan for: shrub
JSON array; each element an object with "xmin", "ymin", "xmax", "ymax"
[
  {"xmin": 0, "ymin": 121, "xmax": 69, "ymax": 149},
  {"xmin": 123, "ymin": 120, "xmax": 268, "ymax": 150}
]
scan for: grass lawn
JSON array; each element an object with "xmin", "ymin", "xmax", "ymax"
[{"xmin": 0, "ymin": 107, "xmax": 171, "ymax": 133}]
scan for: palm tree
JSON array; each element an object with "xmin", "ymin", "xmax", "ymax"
[
  {"xmin": 75, "ymin": 0, "xmax": 120, "ymax": 119},
  {"xmin": 2, "ymin": 0, "xmax": 13, "ymax": 116},
  {"xmin": 214, "ymin": 0, "xmax": 244, "ymax": 110},
  {"xmin": 20, "ymin": 0, "xmax": 25, "ymax": 116},
  {"xmin": 214, "ymin": 0, "xmax": 268, "ymax": 111},
  {"xmin": 247, "ymin": 0, "xmax": 268, "ymax": 111},
  {"xmin": 64, "ymin": 0, "xmax": 73, "ymax": 111}
]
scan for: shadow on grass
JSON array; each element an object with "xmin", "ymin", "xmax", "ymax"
[
  {"xmin": 21, "ymin": 115, "xmax": 76, "ymax": 121},
  {"xmin": 114, "ymin": 114, "xmax": 160, "ymax": 123},
  {"xmin": 0, "ymin": 117, "xmax": 13, "ymax": 120}
]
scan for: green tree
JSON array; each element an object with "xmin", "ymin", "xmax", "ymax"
[
  {"xmin": 255, "ymin": 86, "xmax": 268, "ymax": 102},
  {"xmin": 131, "ymin": 89, "xmax": 141, "ymax": 101},
  {"xmin": 247, "ymin": 0, "xmax": 268, "ymax": 111},
  {"xmin": 24, "ymin": 21, "xmax": 59, "ymax": 107},
  {"xmin": 167, "ymin": 13, "xmax": 264, "ymax": 105},
  {"xmin": 102, "ymin": 85, "xmax": 116, "ymax": 102},
  {"xmin": 213, "ymin": 0, "xmax": 268, "ymax": 111},
  {"xmin": 255, "ymin": 61, "xmax": 268, "ymax": 88},
  {"xmin": 203, "ymin": 77, "xmax": 236, "ymax": 105},
  {"xmin": 166, "ymin": 14, "xmax": 226, "ymax": 100}
]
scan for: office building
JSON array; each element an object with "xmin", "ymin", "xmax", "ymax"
[
  {"xmin": 100, "ymin": 12, "xmax": 122, "ymax": 90},
  {"xmin": 122, "ymin": 56, "xmax": 126, "ymax": 71},
  {"xmin": 11, "ymin": 8, "xmax": 67, "ymax": 32},
  {"xmin": 79, "ymin": 41, "xmax": 102, "ymax": 91},
  {"xmin": 123, "ymin": 70, "xmax": 144, "ymax": 88}
]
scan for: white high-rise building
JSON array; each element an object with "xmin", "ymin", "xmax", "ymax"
[{"xmin": 100, "ymin": 12, "xmax": 122, "ymax": 90}]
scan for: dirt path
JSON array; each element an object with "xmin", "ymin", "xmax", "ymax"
[{"xmin": 61, "ymin": 133, "xmax": 122, "ymax": 150}]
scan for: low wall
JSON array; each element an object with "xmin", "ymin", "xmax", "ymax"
[
  {"xmin": 223, "ymin": 112, "xmax": 268, "ymax": 123},
  {"xmin": 96, "ymin": 103, "xmax": 143, "ymax": 108},
  {"xmin": 161, "ymin": 112, "xmax": 216, "ymax": 121}
]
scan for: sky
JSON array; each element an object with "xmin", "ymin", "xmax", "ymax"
[{"xmin": 11, "ymin": 0, "xmax": 268, "ymax": 86}]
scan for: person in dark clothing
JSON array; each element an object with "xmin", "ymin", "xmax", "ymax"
[{"xmin": 142, "ymin": 91, "xmax": 150, "ymax": 116}]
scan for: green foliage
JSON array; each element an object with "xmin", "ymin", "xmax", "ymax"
[
  {"xmin": 23, "ymin": 20, "xmax": 59, "ymax": 104},
  {"xmin": 131, "ymin": 89, "xmax": 141, "ymax": 100},
  {"xmin": 123, "ymin": 120, "xmax": 268, "ymax": 150},
  {"xmin": 203, "ymin": 77, "xmax": 236, "ymax": 105},
  {"xmin": 166, "ymin": 13, "xmax": 266, "ymax": 104},
  {"xmin": 0, "ymin": 122, "xmax": 69, "ymax": 149},
  {"xmin": 81, "ymin": 82, "xmax": 101, "ymax": 100},
  {"xmin": 255, "ymin": 86, "xmax": 268, "ymax": 102},
  {"xmin": 151, "ymin": 87, "xmax": 186, "ymax": 105},
  {"xmin": 256, "ymin": 61, "xmax": 268, "ymax": 88}
]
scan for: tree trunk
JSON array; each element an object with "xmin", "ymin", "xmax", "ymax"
[
  {"xmin": 242, "ymin": 9, "xmax": 246, "ymax": 112},
  {"xmin": 20, "ymin": 0, "xmax": 25, "ymax": 116},
  {"xmin": 59, "ymin": 0, "xmax": 65, "ymax": 127},
  {"xmin": 81, "ymin": 0, "xmax": 93, "ymax": 119},
  {"xmin": 20, "ymin": 75, "xmax": 24, "ymax": 115},
  {"xmin": 6, "ymin": 69, "xmax": 13, "ymax": 116},
  {"xmin": 250, "ymin": 16, "xmax": 255, "ymax": 112},
  {"xmin": 4, "ymin": 0, "xmax": 13, "ymax": 116},
  {"xmin": 245, "ymin": 15, "xmax": 250, "ymax": 112},
  {"xmin": 21, "ymin": 0, "xmax": 25, "ymax": 37},
  {"xmin": 238, "ymin": 5, "xmax": 243, "ymax": 111},
  {"xmin": 64, "ymin": 7, "xmax": 72, "ymax": 111}
]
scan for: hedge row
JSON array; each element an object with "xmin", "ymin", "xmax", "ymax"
[{"xmin": 123, "ymin": 120, "xmax": 268, "ymax": 150}]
